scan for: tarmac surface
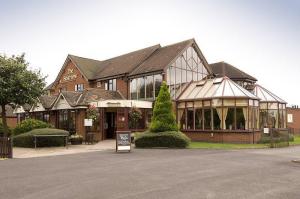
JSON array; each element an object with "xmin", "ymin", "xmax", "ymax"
[{"xmin": 1, "ymin": 146, "xmax": 300, "ymax": 199}]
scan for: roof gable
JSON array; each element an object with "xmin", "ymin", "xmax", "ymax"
[{"xmin": 210, "ymin": 62, "xmax": 257, "ymax": 82}]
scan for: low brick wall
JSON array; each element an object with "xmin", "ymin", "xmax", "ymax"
[{"xmin": 183, "ymin": 130, "xmax": 262, "ymax": 144}]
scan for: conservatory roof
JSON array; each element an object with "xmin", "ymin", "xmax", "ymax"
[
  {"xmin": 253, "ymin": 84, "xmax": 286, "ymax": 104},
  {"xmin": 178, "ymin": 76, "xmax": 259, "ymax": 101}
]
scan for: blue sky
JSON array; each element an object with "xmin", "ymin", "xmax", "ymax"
[{"xmin": 0, "ymin": 0, "xmax": 299, "ymax": 105}]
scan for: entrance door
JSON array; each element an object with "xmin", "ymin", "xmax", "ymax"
[{"xmin": 105, "ymin": 112, "xmax": 116, "ymax": 139}]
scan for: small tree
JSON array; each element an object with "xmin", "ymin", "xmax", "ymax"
[
  {"xmin": 150, "ymin": 81, "xmax": 178, "ymax": 132},
  {"xmin": 0, "ymin": 54, "xmax": 46, "ymax": 136}
]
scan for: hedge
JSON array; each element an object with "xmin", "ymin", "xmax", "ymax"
[
  {"xmin": 14, "ymin": 119, "xmax": 53, "ymax": 136},
  {"xmin": 135, "ymin": 131, "xmax": 191, "ymax": 148},
  {"xmin": 258, "ymin": 134, "xmax": 294, "ymax": 144},
  {"xmin": 13, "ymin": 128, "xmax": 69, "ymax": 148}
]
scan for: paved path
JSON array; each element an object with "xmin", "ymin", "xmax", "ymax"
[
  {"xmin": 13, "ymin": 140, "xmax": 115, "ymax": 158},
  {"xmin": 1, "ymin": 147, "xmax": 300, "ymax": 199}
]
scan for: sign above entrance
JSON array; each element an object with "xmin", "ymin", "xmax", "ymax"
[
  {"xmin": 116, "ymin": 131, "xmax": 131, "ymax": 152},
  {"xmin": 84, "ymin": 119, "xmax": 93, "ymax": 127}
]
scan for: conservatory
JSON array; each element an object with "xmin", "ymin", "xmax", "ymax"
[
  {"xmin": 253, "ymin": 84, "xmax": 287, "ymax": 129},
  {"xmin": 177, "ymin": 76, "xmax": 261, "ymax": 143}
]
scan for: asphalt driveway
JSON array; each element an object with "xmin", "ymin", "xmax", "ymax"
[{"xmin": 1, "ymin": 147, "xmax": 300, "ymax": 199}]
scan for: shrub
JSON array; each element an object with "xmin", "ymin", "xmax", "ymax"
[
  {"xmin": 13, "ymin": 128, "xmax": 69, "ymax": 148},
  {"xmin": 150, "ymin": 82, "xmax": 178, "ymax": 132},
  {"xmin": 135, "ymin": 131, "xmax": 191, "ymax": 148},
  {"xmin": 14, "ymin": 119, "xmax": 53, "ymax": 136},
  {"xmin": 258, "ymin": 134, "xmax": 294, "ymax": 144}
]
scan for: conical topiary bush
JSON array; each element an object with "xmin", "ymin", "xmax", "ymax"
[{"xmin": 150, "ymin": 81, "xmax": 178, "ymax": 132}]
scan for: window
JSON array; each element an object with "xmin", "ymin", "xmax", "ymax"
[
  {"xmin": 195, "ymin": 108, "xmax": 203, "ymax": 129},
  {"xmin": 145, "ymin": 75, "xmax": 154, "ymax": 99},
  {"xmin": 166, "ymin": 46, "xmax": 209, "ymax": 99},
  {"xmin": 43, "ymin": 113, "xmax": 50, "ymax": 123},
  {"xmin": 137, "ymin": 77, "xmax": 145, "ymax": 99},
  {"xmin": 213, "ymin": 109, "xmax": 221, "ymax": 130},
  {"xmin": 187, "ymin": 108, "xmax": 194, "ymax": 130},
  {"xmin": 178, "ymin": 109, "xmax": 186, "ymax": 129},
  {"xmin": 204, "ymin": 109, "xmax": 212, "ymax": 130},
  {"xmin": 97, "ymin": 82, "xmax": 101, "ymax": 87},
  {"xmin": 75, "ymin": 84, "xmax": 84, "ymax": 91},
  {"xmin": 130, "ymin": 74, "xmax": 162, "ymax": 100},
  {"xmin": 130, "ymin": 79, "xmax": 137, "ymax": 100},
  {"xmin": 107, "ymin": 79, "xmax": 116, "ymax": 91},
  {"xmin": 236, "ymin": 108, "xmax": 246, "ymax": 130},
  {"xmin": 226, "ymin": 108, "xmax": 235, "ymax": 130}
]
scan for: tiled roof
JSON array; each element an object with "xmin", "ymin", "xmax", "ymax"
[
  {"xmin": 77, "ymin": 88, "xmax": 125, "ymax": 105},
  {"xmin": 38, "ymin": 95, "xmax": 57, "ymax": 109},
  {"xmin": 210, "ymin": 62, "xmax": 257, "ymax": 82},
  {"xmin": 93, "ymin": 44, "xmax": 161, "ymax": 79},
  {"xmin": 129, "ymin": 39, "xmax": 193, "ymax": 76}
]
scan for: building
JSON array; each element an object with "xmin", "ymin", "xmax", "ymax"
[
  {"xmin": 15, "ymin": 39, "xmax": 288, "ymax": 143},
  {"xmin": 287, "ymin": 106, "xmax": 300, "ymax": 135},
  {"xmin": 0, "ymin": 105, "xmax": 17, "ymax": 128}
]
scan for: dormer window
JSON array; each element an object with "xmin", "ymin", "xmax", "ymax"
[{"xmin": 75, "ymin": 84, "xmax": 84, "ymax": 91}]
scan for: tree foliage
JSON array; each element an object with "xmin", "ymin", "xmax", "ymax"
[
  {"xmin": 0, "ymin": 54, "xmax": 46, "ymax": 136},
  {"xmin": 150, "ymin": 81, "xmax": 178, "ymax": 132}
]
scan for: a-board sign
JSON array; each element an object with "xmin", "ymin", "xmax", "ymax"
[
  {"xmin": 116, "ymin": 131, "xmax": 131, "ymax": 152},
  {"xmin": 84, "ymin": 119, "xmax": 93, "ymax": 127},
  {"xmin": 263, "ymin": 128, "xmax": 269, "ymax": 134}
]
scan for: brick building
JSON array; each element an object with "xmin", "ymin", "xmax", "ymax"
[{"xmin": 15, "ymin": 39, "xmax": 288, "ymax": 143}]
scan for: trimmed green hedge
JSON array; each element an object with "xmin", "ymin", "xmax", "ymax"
[
  {"xmin": 14, "ymin": 119, "xmax": 53, "ymax": 136},
  {"xmin": 13, "ymin": 128, "xmax": 69, "ymax": 148},
  {"xmin": 135, "ymin": 131, "xmax": 191, "ymax": 148}
]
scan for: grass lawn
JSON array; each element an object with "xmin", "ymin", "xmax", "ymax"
[
  {"xmin": 290, "ymin": 136, "xmax": 300, "ymax": 146},
  {"xmin": 189, "ymin": 136, "xmax": 300, "ymax": 149}
]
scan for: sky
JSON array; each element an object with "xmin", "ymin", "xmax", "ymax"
[{"xmin": 0, "ymin": 0, "xmax": 299, "ymax": 105}]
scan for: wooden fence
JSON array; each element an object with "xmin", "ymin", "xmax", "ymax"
[{"xmin": 0, "ymin": 137, "xmax": 13, "ymax": 158}]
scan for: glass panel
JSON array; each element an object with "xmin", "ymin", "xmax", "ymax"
[
  {"xmin": 170, "ymin": 66, "xmax": 175, "ymax": 85},
  {"xmin": 175, "ymin": 56, "xmax": 181, "ymax": 69},
  {"xmin": 254, "ymin": 108, "xmax": 259, "ymax": 129},
  {"xmin": 193, "ymin": 71, "xmax": 198, "ymax": 81},
  {"xmin": 130, "ymin": 79, "xmax": 137, "ymax": 100},
  {"xmin": 223, "ymin": 99, "xmax": 235, "ymax": 106},
  {"xmin": 236, "ymin": 99, "xmax": 248, "ymax": 106},
  {"xmin": 212, "ymin": 99, "xmax": 222, "ymax": 107},
  {"xmin": 187, "ymin": 70, "xmax": 193, "ymax": 82},
  {"xmin": 175, "ymin": 67, "xmax": 181, "ymax": 85},
  {"xmin": 236, "ymin": 108, "xmax": 246, "ymax": 130},
  {"xmin": 182, "ymin": 69, "xmax": 187, "ymax": 83},
  {"xmin": 194, "ymin": 101, "xmax": 202, "ymax": 108},
  {"xmin": 260, "ymin": 110, "xmax": 268, "ymax": 128},
  {"xmin": 225, "ymin": 108, "xmax": 235, "ymax": 130},
  {"xmin": 186, "ymin": 102, "xmax": 193, "ymax": 108},
  {"xmin": 268, "ymin": 102, "xmax": 278, "ymax": 109},
  {"xmin": 268, "ymin": 110, "xmax": 278, "ymax": 128},
  {"xmin": 154, "ymin": 74, "xmax": 162, "ymax": 98},
  {"xmin": 138, "ymin": 77, "xmax": 145, "ymax": 99},
  {"xmin": 178, "ymin": 102, "xmax": 185, "ymax": 108},
  {"xmin": 204, "ymin": 109, "xmax": 212, "ymax": 130},
  {"xmin": 195, "ymin": 108, "xmax": 203, "ymax": 129},
  {"xmin": 145, "ymin": 75, "xmax": 154, "ymax": 99},
  {"xmin": 178, "ymin": 109, "xmax": 186, "ymax": 129},
  {"xmin": 283, "ymin": 109, "xmax": 286, "ymax": 128},
  {"xmin": 254, "ymin": 100, "xmax": 259, "ymax": 107},
  {"xmin": 213, "ymin": 108, "xmax": 221, "ymax": 130},
  {"xmin": 166, "ymin": 67, "xmax": 170, "ymax": 85},
  {"xmin": 113, "ymin": 79, "xmax": 116, "ymax": 91},
  {"xmin": 203, "ymin": 100, "xmax": 211, "ymax": 107},
  {"xmin": 187, "ymin": 108, "xmax": 194, "ymax": 130},
  {"xmin": 260, "ymin": 103, "xmax": 268, "ymax": 109}
]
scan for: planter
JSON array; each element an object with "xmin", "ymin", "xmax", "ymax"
[{"xmin": 70, "ymin": 139, "xmax": 83, "ymax": 145}]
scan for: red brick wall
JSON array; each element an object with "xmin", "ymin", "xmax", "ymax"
[
  {"xmin": 117, "ymin": 78, "xmax": 129, "ymax": 99},
  {"xmin": 183, "ymin": 131, "xmax": 262, "ymax": 144},
  {"xmin": 287, "ymin": 108, "xmax": 300, "ymax": 134},
  {"xmin": 51, "ymin": 60, "xmax": 90, "ymax": 94}
]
